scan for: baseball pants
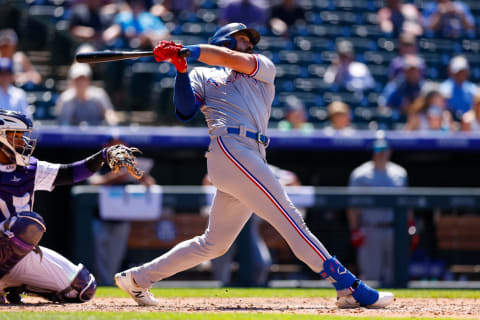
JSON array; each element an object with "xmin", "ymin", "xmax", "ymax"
[
  {"xmin": 0, "ymin": 246, "xmax": 81, "ymax": 294},
  {"xmin": 132, "ymin": 136, "xmax": 331, "ymax": 287}
]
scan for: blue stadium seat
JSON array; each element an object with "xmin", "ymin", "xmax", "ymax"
[
  {"xmin": 307, "ymin": 24, "xmax": 345, "ymax": 37},
  {"xmin": 278, "ymin": 50, "xmax": 316, "ymax": 65},
  {"xmin": 196, "ymin": 9, "xmax": 218, "ymax": 23},
  {"xmin": 293, "ymin": 36, "xmax": 333, "ymax": 52},
  {"xmin": 28, "ymin": 90, "xmax": 58, "ymax": 120},
  {"xmin": 363, "ymin": 51, "xmax": 396, "ymax": 66},
  {"xmin": 307, "ymin": 64, "xmax": 329, "ymax": 77},
  {"xmin": 336, "ymin": 36, "xmax": 378, "ymax": 52},
  {"xmin": 170, "ymin": 35, "xmax": 208, "ymax": 46},
  {"xmin": 418, "ymin": 38, "xmax": 463, "ymax": 54},
  {"xmin": 294, "ymin": 78, "xmax": 328, "ymax": 92},
  {"xmin": 352, "ymin": 24, "xmax": 384, "ymax": 39},
  {"xmin": 257, "ymin": 36, "xmax": 294, "ymax": 51},
  {"xmin": 275, "ymin": 64, "xmax": 303, "ymax": 79},
  {"xmin": 318, "ymin": 10, "xmax": 357, "ymax": 25}
]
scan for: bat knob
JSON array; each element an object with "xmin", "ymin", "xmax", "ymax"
[{"xmin": 178, "ymin": 48, "xmax": 191, "ymax": 58}]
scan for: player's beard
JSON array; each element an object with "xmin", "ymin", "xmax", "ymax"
[{"xmin": 237, "ymin": 47, "xmax": 253, "ymax": 54}]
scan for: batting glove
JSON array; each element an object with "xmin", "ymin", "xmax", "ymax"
[{"xmin": 153, "ymin": 41, "xmax": 187, "ymax": 72}]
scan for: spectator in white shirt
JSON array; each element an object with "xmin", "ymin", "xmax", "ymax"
[{"xmin": 55, "ymin": 63, "xmax": 118, "ymax": 126}]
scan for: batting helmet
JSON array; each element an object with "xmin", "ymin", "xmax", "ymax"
[
  {"xmin": 209, "ymin": 23, "xmax": 260, "ymax": 50},
  {"xmin": 0, "ymin": 109, "xmax": 36, "ymax": 166}
]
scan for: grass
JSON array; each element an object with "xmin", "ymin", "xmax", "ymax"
[{"xmin": 1, "ymin": 287, "xmax": 478, "ymax": 320}]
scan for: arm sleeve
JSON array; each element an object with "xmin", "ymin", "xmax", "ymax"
[
  {"xmin": 34, "ymin": 161, "xmax": 61, "ymax": 191},
  {"xmin": 248, "ymin": 54, "xmax": 276, "ymax": 84},
  {"xmin": 173, "ymin": 72, "xmax": 202, "ymax": 121},
  {"xmin": 53, "ymin": 150, "xmax": 106, "ymax": 186}
]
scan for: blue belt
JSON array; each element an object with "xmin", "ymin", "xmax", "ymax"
[{"xmin": 226, "ymin": 127, "xmax": 269, "ymax": 146}]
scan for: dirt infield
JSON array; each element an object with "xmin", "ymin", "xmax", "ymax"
[{"xmin": 1, "ymin": 297, "xmax": 480, "ymax": 318}]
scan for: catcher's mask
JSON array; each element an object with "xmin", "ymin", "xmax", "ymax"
[
  {"xmin": 209, "ymin": 23, "xmax": 260, "ymax": 50},
  {"xmin": 0, "ymin": 109, "xmax": 36, "ymax": 166}
]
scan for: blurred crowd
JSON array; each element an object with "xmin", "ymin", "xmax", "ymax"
[{"xmin": 1, "ymin": 0, "xmax": 480, "ymax": 132}]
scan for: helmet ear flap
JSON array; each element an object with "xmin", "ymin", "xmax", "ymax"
[{"xmin": 217, "ymin": 37, "xmax": 237, "ymax": 50}]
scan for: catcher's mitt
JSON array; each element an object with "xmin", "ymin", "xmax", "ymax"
[{"xmin": 105, "ymin": 144, "xmax": 144, "ymax": 179}]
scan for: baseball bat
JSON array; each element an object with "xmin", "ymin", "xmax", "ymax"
[{"xmin": 75, "ymin": 48, "xmax": 192, "ymax": 64}]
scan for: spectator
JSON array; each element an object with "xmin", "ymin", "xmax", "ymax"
[
  {"xmin": 0, "ymin": 57, "xmax": 30, "ymax": 118},
  {"xmin": 324, "ymin": 40, "xmax": 375, "ymax": 92},
  {"xmin": 102, "ymin": 0, "xmax": 169, "ymax": 50},
  {"xmin": 89, "ymin": 136, "xmax": 156, "ymax": 286},
  {"xmin": 323, "ymin": 101, "xmax": 355, "ymax": 135},
  {"xmin": 422, "ymin": 0, "xmax": 474, "ymax": 38},
  {"xmin": 460, "ymin": 90, "xmax": 480, "ymax": 131},
  {"xmin": 55, "ymin": 63, "xmax": 118, "ymax": 126},
  {"xmin": 378, "ymin": 0, "xmax": 423, "ymax": 36},
  {"xmin": 0, "ymin": 28, "xmax": 42, "ymax": 88},
  {"xmin": 387, "ymin": 33, "xmax": 426, "ymax": 81},
  {"xmin": 269, "ymin": 0, "xmax": 306, "ymax": 36},
  {"xmin": 347, "ymin": 137, "xmax": 412, "ymax": 287},
  {"xmin": 379, "ymin": 54, "xmax": 424, "ymax": 116},
  {"xmin": 70, "ymin": 0, "xmax": 115, "ymax": 48},
  {"xmin": 439, "ymin": 55, "xmax": 477, "ymax": 120},
  {"xmin": 220, "ymin": 0, "xmax": 268, "ymax": 27},
  {"xmin": 160, "ymin": 0, "xmax": 197, "ymax": 17},
  {"xmin": 404, "ymin": 89, "xmax": 456, "ymax": 131},
  {"xmin": 277, "ymin": 95, "xmax": 314, "ymax": 132},
  {"xmin": 102, "ymin": 0, "xmax": 169, "ymax": 108}
]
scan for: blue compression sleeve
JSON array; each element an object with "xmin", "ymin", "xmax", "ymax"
[
  {"xmin": 185, "ymin": 45, "xmax": 201, "ymax": 61},
  {"xmin": 174, "ymin": 72, "xmax": 201, "ymax": 121}
]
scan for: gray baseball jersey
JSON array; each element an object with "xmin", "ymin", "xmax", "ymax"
[
  {"xmin": 129, "ymin": 54, "xmax": 334, "ymax": 287},
  {"xmin": 349, "ymin": 161, "xmax": 408, "ymax": 225},
  {"xmin": 189, "ymin": 54, "xmax": 275, "ymax": 137}
]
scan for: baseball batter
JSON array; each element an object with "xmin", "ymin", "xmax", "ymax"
[
  {"xmin": 115, "ymin": 23, "xmax": 394, "ymax": 309},
  {"xmin": 0, "ymin": 109, "xmax": 142, "ymax": 303}
]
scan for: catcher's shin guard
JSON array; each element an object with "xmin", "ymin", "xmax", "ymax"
[
  {"xmin": 25, "ymin": 264, "xmax": 97, "ymax": 303},
  {"xmin": 0, "ymin": 211, "xmax": 46, "ymax": 279},
  {"xmin": 320, "ymin": 257, "xmax": 379, "ymax": 306},
  {"xmin": 61, "ymin": 264, "xmax": 97, "ymax": 302}
]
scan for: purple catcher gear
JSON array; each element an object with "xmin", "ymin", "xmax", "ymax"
[
  {"xmin": 22, "ymin": 264, "xmax": 97, "ymax": 303},
  {"xmin": 0, "ymin": 211, "xmax": 46, "ymax": 279}
]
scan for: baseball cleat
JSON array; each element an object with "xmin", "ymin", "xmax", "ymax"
[
  {"xmin": 114, "ymin": 271, "xmax": 159, "ymax": 306},
  {"xmin": 337, "ymin": 291, "xmax": 395, "ymax": 309}
]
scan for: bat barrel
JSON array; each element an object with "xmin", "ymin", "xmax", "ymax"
[{"xmin": 75, "ymin": 51, "xmax": 153, "ymax": 64}]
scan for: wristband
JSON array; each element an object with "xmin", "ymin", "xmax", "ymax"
[{"xmin": 185, "ymin": 45, "xmax": 201, "ymax": 61}]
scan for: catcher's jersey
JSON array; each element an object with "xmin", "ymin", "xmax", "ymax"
[
  {"xmin": 189, "ymin": 54, "xmax": 276, "ymax": 135},
  {"xmin": 0, "ymin": 157, "xmax": 60, "ymax": 222}
]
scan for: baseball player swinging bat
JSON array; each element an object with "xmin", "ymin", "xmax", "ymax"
[{"xmin": 75, "ymin": 48, "xmax": 191, "ymax": 64}]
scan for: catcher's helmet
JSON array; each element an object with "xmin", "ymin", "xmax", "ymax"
[
  {"xmin": 0, "ymin": 109, "xmax": 36, "ymax": 166},
  {"xmin": 209, "ymin": 23, "xmax": 260, "ymax": 50}
]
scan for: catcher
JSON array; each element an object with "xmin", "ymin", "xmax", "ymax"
[{"xmin": 0, "ymin": 109, "xmax": 143, "ymax": 304}]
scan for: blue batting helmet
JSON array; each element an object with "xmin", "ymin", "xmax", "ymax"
[{"xmin": 209, "ymin": 23, "xmax": 260, "ymax": 49}]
